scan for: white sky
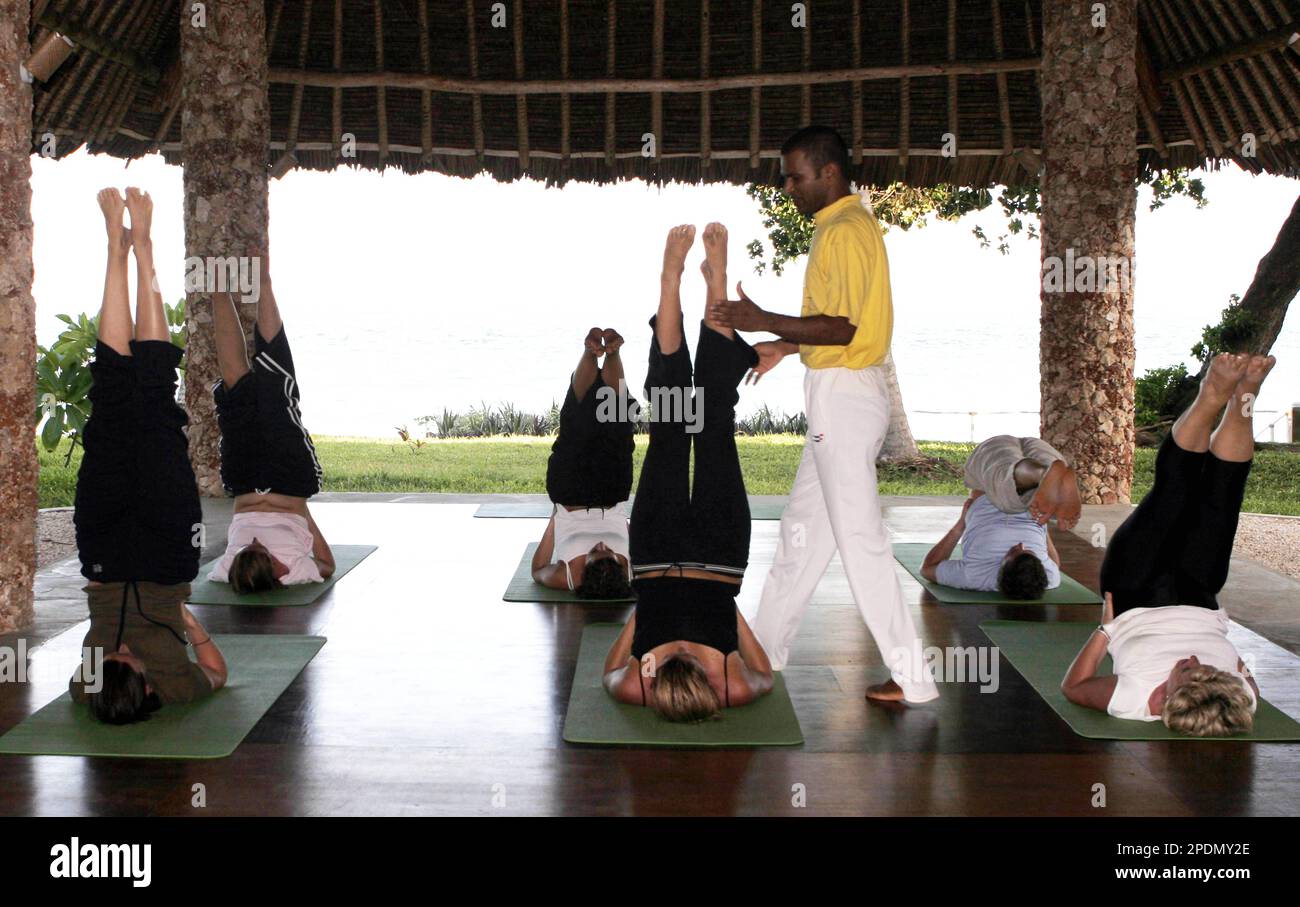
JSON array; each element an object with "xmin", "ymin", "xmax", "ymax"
[{"xmin": 29, "ymin": 150, "xmax": 1300, "ymax": 442}]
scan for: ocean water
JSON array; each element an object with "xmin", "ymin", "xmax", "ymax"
[{"xmin": 31, "ymin": 153, "xmax": 1299, "ymax": 444}]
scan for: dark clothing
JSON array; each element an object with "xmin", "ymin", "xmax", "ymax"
[
  {"xmin": 1100, "ymin": 434, "xmax": 1252, "ymax": 617},
  {"xmin": 545, "ymin": 369, "xmax": 635, "ymax": 508},
  {"xmin": 68, "ymin": 581, "xmax": 212, "ymax": 705},
  {"xmin": 629, "ymin": 315, "xmax": 756, "ymax": 649},
  {"xmin": 628, "ymin": 316, "xmax": 759, "ymax": 582},
  {"xmin": 213, "ymin": 326, "xmax": 322, "ymax": 499},
  {"xmin": 73, "ymin": 340, "xmax": 201, "ymax": 585},
  {"xmin": 630, "ymin": 577, "xmax": 740, "ymax": 659}
]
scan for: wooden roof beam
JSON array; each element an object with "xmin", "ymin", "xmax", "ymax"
[
  {"xmin": 265, "ymin": 58, "xmax": 1041, "ymax": 95},
  {"xmin": 1160, "ymin": 20, "xmax": 1299, "ymax": 81}
]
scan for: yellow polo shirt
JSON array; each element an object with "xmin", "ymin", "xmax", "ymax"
[{"xmin": 799, "ymin": 193, "xmax": 893, "ymax": 370}]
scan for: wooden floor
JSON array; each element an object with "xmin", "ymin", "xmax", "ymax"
[{"xmin": 2, "ymin": 500, "xmax": 1298, "ymax": 816}]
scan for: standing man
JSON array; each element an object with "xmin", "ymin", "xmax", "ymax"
[{"xmin": 708, "ymin": 126, "xmax": 938, "ymax": 703}]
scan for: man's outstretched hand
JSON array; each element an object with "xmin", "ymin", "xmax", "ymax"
[
  {"xmin": 745, "ymin": 341, "xmax": 790, "ymax": 385},
  {"xmin": 709, "ymin": 282, "xmax": 770, "ymax": 332}
]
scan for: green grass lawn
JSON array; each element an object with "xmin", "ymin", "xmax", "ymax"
[{"xmin": 37, "ymin": 435, "xmax": 1300, "ymax": 515}]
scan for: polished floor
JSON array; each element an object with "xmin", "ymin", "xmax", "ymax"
[{"xmin": 2, "ymin": 498, "xmax": 1298, "ymax": 816}]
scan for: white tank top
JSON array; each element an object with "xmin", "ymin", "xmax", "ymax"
[{"xmin": 552, "ymin": 502, "xmax": 631, "ymax": 587}]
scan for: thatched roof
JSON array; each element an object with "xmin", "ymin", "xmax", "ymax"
[{"xmin": 26, "ymin": 0, "xmax": 1300, "ymax": 188}]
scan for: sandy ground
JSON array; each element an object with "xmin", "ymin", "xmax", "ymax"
[
  {"xmin": 1232, "ymin": 513, "xmax": 1300, "ymax": 582},
  {"xmin": 36, "ymin": 509, "xmax": 77, "ymax": 570},
  {"xmin": 36, "ymin": 506, "xmax": 1300, "ymax": 581}
]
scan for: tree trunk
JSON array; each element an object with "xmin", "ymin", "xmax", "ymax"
[
  {"xmin": 180, "ymin": 0, "xmax": 269, "ymax": 496},
  {"xmin": 1237, "ymin": 194, "xmax": 1300, "ymax": 355},
  {"xmin": 879, "ymin": 351, "xmax": 921, "ymax": 461},
  {"xmin": 0, "ymin": 0, "xmax": 36, "ymax": 634},
  {"xmin": 1038, "ymin": 0, "xmax": 1139, "ymax": 504}
]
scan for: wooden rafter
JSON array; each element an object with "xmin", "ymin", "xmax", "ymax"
[
  {"xmin": 265, "ymin": 58, "xmax": 1041, "ymax": 95},
  {"xmin": 749, "ymin": 0, "xmax": 761, "ymax": 170},
  {"xmin": 331, "ymin": 0, "xmax": 342, "ymax": 158},
  {"xmin": 1160, "ymin": 20, "xmax": 1300, "ymax": 82},
  {"xmin": 1160, "ymin": 0, "xmax": 1250, "ymax": 149},
  {"xmin": 652, "ymin": 0, "xmax": 664, "ymax": 160},
  {"xmin": 801, "ymin": 1, "xmax": 811, "ymax": 123},
  {"xmin": 899, "ymin": 0, "xmax": 911, "ymax": 170},
  {"xmin": 466, "ymin": 0, "xmax": 484, "ymax": 160},
  {"xmin": 990, "ymin": 0, "xmax": 1014, "ymax": 155},
  {"xmin": 560, "ymin": 0, "xmax": 570, "ymax": 161},
  {"xmin": 1193, "ymin": 2, "xmax": 1281, "ymax": 146},
  {"xmin": 700, "ymin": 0, "xmax": 711, "ymax": 169},
  {"xmin": 946, "ymin": 0, "xmax": 958, "ymax": 161},
  {"xmin": 418, "ymin": 0, "xmax": 433, "ymax": 160},
  {"xmin": 851, "ymin": 0, "xmax": 862, "ymax": 164},
  {"xmin": 604, "ymin": 0, "xmax": 616, "ymax": 168},
  {"xmin": 1148, "ymin": 0, "xmax": 1225, "ymax": 156},
  {"xmin": 373, "ymin": 0, "xmax": 388, "ymax": 163},
  {"xmin": 514, "ymin": 0, "xmax": 529, "ymax": 170},
  {"xmin": 284, "ymin": 0, "xmax": 314, "ymax": 160}
]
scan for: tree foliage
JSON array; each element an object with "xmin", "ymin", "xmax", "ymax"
[
  {"xmin": 746, "ymin": 168, "xmax": 1206, "ymax": 273},
  {"xmin": 35, "ymin": 301, "xmax": 187, "ymax": 463}
]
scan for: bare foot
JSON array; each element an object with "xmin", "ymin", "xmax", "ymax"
[
  {"xmin": 1028, "ymin": 461, "xmax": 1082, "ymax": 530},
  {"xmin": 124, "ymin": 187, "xmax": 153, "ymax": 245},
  {"xmin": 700, "ymin": 221, "xmax": 728, "ymax": 290},
  {"xmin": 601, "ymin": 328, "xmax": 624, "ymax": 355},
  {"xmin": 663, "ymin": 224, "xmax": 696, "ymax": 277},
  {"xmin": 98, "ymin": 188, "xmax": 130, "ymax": 254},
  {"xmin": 584, "ymin": 327, "xmax": 605, "ymax": 356},
  {"xmin": 1200, "ymin": 352, "xmax": 1250, "ymax": 409},
  {"xmin": 1237, "ymin": 354, "xmax": 1276, "ymax": 399},
  {"xmin": 865, "ymin": 679, "xmax": 906, "ymax": 702}
]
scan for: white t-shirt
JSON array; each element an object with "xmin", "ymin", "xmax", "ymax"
[
  {"xmin": 208, "ymin": 512, "xmax": 324, "ymax": 586},
  {"xmin": 1103, "ymin": 605, "xmax": 1257, "ymax": 721},
  {"xmin": 551, "ymin": 502, "xmax": 632, "ymax": 585},
  {"xmin": 934, "ymin": 496, "xmax": 1061, "ymax": 592}
]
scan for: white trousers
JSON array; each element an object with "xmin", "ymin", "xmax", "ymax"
[{"xmin": 752, "ymin": 365, "xmax": 940, "ymax": 703}]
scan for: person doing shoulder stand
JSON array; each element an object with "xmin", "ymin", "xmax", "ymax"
[{"xmin": 70, "ymin": 188, "xmax": 227, "ymax": 723}]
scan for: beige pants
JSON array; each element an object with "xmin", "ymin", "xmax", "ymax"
[{"xmin": 964, "ymin": 435, "xmax": 1067, "ymax": 514}]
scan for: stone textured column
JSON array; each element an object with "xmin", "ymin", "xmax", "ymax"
[
  {"xmin": 0, "ymin": 0, "xmax": 36, "ymax": 633},
  {"xmin": 1039, "ymin": 0, "xmax": 1139, "ymax": 504},
  {"xmin": 179, "ymin": 0, "xmax": 268, "ymax": 495}
]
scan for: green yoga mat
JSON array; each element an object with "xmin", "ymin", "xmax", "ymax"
[
  {"xmin": 981, "ymin": 620, "xmax": 1300, "ymax": 741},
  {"xmin": 563, "ymin": 623, "xmax": 803, "ymax": 746},
  {"xmin": 475, "ymin": 498, "xmax": 788, "ymax": 520},
  {"xmin": 186, "ymin": 544, "xmax": 377, "ymax": 606},
  {"xmin": 505, "ymin": 544, "xmax": 636, "ymax": 603},
  {"xmin": 0, "ymin": 635, "xmax": 326, "ymax": 758},
  {"xmin": 893, "ymin": 542, "xmax": 1102, "ymax": 604}
]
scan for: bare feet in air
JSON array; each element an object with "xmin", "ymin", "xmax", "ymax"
[
  {"xmin": 1235, "ymin": 354, "xmax": 1277, "ymax": 405},
  {"xmin": 865, "ymin": 679, "xmax": 906, "ymax": 702},
  {"xmin": 98, "ymin": 188, "xmax": 130, "ymax": 253},
  {"xmin": 699, "ymin": 221, "xmax": 728, "ymax": 288},
  {"xmin": 585, "ymin": 327, "xmax": 605, "ymax": 356},
  {"xmin": 663, "ymin": 224, "xmax": 696, "ymax": 277},
  {"xmin": 601, "ymin": 328, "xmax": 624, "ymax": 355},
  {"xmin": 124, "ymin": 186, "xmax": 153, "ymax": 244},
  {"xmin": 1201, "ymin": 352, "xmax": 1251, "ymax": 409},
  {"xmin": 1028, "ymin": 461, "xmax": 1082, "ymax": 531}
]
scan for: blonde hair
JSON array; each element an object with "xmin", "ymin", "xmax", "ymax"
[
  {"xmin": 1162, "ymin": 666, "xmax": 1255, "ymax": 737},
  {"xmin": 652, "ymin": 656, "xmax": 722, "ymax": 723}
]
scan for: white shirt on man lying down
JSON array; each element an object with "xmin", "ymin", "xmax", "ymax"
[
  {"xmin": 934, "ymin": 496, "xmax": 1060, "ymax": 592},
  {"xmin": 207, "ymin": 511, "xmax": 324, "ymax": 586},
  {"xmin": 1103, "ymin": 605, "xmax": 1257, "ymax": 721}
]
